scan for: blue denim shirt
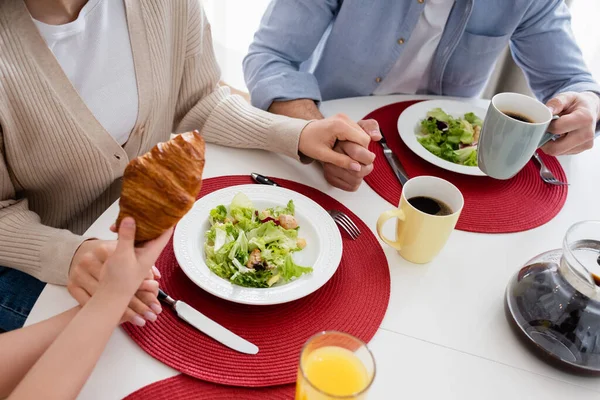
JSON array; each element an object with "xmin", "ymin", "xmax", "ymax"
[{"xmin": 243, "ymin": 0, "xmax": 600, "ymax": 111}]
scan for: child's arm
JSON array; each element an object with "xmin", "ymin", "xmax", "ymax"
[
  {"xmin": 8, "ymin": 288, "xmax": 130, "ymax": 400},
  {"xmin": 0, "ymin": 307, "xmax": 79, "ymax": 397},
  {"xmin": 7, "ymin": 219, "xmax": 171, "ymax": 400}
]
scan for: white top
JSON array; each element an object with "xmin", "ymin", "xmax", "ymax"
[
  {"xmin": 33, "ymin": 0, "xmax": 138, "ymax": 146},
  {"xmin": 374, "ymin": 0, "xmax": 455, "ymax": 95}
]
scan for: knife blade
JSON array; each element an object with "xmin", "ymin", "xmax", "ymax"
[
  {"xmin": 379, "ymin": 132, "xmax": 409, "ymax": 186},
  {"xmin": 251, "ymin": 173, "xmax": 279, "ymax": 186},
  {"xmin": 158, "ymin": 289, "xmax": 259, "ymax": 355}
]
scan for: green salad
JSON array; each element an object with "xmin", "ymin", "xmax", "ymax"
[
  {"xmin": 417, "ymin": 108, "xmax": 483, "ymax": 166},
  {"xmin": 204, "ymin": 193, "xmax": 313, "ymax": 288}
]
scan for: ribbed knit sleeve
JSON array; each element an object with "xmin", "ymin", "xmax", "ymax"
[
  {"xmin": 172, "ymin": 0, "xmax": 310, "ymax": 160},
  {"xmin": 0, "ymin": 135, "xmax": 87, "ymax": 285}
]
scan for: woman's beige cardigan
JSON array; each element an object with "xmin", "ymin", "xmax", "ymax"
[{"xmin": 0, "ymin": 0, "xmax": 309, "ymax": 284}]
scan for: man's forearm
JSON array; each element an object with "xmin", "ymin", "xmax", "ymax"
[
  {"xmin": 0, "ymin": 307, "xmax": 80, "ymax": 398},
  {"xmin": 268, "ymin": 99, "xmax": 325, "ymax": 120}
]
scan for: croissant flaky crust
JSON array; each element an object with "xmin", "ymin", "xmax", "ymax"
[{"xmin": 116, "ymin": 131, "xmax": 206, "ymax": 243}]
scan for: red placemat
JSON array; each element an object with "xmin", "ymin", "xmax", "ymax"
[
  {"xmin": 123, "ymin": 176, "xmax": 390, "ymax": 387},
  {"xmin": 364, "ymin": 101, "xmax": 568, "ymax": 233},
  {"xmin": 124, "ymin": 375, "xmax": 294, "ymax": 400}
]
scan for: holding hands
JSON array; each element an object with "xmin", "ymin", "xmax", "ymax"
[
  {"xmin": 298, "ymin": 114, "xmax": 381, "ymax": 192},
  {"xmin": 322, "ymin": 119, "xmax": 381, "ymax": 192}
]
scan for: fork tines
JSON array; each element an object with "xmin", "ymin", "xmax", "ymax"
[{"xmin": 329, "ymin": 210, "xmax": 361, "ymax": 240}]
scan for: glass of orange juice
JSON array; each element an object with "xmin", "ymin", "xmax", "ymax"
[{"xmin": 296, "ymin": 331, "xmax": 376, "ymax": 400}]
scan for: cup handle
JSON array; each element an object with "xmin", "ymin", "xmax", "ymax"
[
  {"xmin": 376, "ymin": 209, "xmax": 406, "ymax": 250},
  {"xmin": 538, "ymin": 115, "xmax": 560, "ymax": 147}
]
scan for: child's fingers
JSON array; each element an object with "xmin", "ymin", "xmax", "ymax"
[
  {"xmin": 137, "ymin": 228, "xmax": 173, "ymax": 267},
  {"xmin": 116, "ymin": 218, "xmax": 136, "ymax": 253}
]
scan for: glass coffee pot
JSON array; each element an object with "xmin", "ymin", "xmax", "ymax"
[{"xmin": 505, "ymin": 221, "xmax": 600, "ymax": 374}]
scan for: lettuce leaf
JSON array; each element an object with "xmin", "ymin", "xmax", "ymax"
[
  {"xmin": 455, "ymin": 146, "xmax": 478, "ymax": 166},
  {"xmin": 420, "ymin": 118, "xmax": 439, "ymax": 135},
  {"xmin": 426, "ymin": 108, "xmax": 450, "ymax": 122},
  {"xmin": 280, "ymin": 254, "xmax": 313, "ymax": 281},
  {"xmin": 418, "ymin": 136, "xmax": 442, "ymax": 156},
  {"xmin": 266, "ymin": 200, "xmax": 296, "ymax": 218},
  {"xmin": 209, "ymin": 205, "xmax": 227, "ymax": 225},
  {"xmin": 464, "ymin": 112, "xmax": 483, "ymax": 127}
]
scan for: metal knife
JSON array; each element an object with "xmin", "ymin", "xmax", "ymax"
[
  {"xmin": 379, "ymin": 132, "xmax": 409, "ymax": 186},
  {"xmin": 251, "ymin": 172, "xmax": 279, "ymax": 187},
  {"xmin": 158, "ymin": 289, "xmax": 259, "ymax": 355}
]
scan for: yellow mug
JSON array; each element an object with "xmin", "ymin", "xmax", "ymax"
[{"xmin": 376, "ymin": 176, "xmax": 464, "ymax": 264}]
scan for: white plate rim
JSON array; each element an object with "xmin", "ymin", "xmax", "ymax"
[
  {"xmin": 397, "ymin": 99, "xmax": 488, "ymax": 176},
  {"xmin": 173, "ymin": 184, "xmax": 343, "ymax": 305}
]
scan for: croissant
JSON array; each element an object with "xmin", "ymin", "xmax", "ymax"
[{"xmin": 115, "ymin": 130, "xmax": 206, "ymax": 243}]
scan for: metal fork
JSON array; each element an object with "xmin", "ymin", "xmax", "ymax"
[
  {"xmin": 533, "ymin": 152, "xmax": 568, "ymax": 186},
  {"xmin": 328, "ymin": 210, "xmax": 361, "ymax": 240}
]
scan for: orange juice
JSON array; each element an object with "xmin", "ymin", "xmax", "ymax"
[{"xmin": 296, "ymin": 346, "xmax": 370, "ymax": 400}]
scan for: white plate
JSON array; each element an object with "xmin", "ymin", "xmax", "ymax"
[
  {"xmin": 397, "ymin": 99, "xmax": 488, "ymax": 176},
  {"xmin": 173, "ymin": 184, "xmax": 343, "ymax": 305}
]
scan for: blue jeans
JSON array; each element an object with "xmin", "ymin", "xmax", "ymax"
[{"xmin": 0, "ymin": 266, "xmax": 46, "ymax": 332}]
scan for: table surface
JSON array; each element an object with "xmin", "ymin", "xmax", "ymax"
[{"xmin": 26, "ymin": 95, "xmax": 600, "ymax": 399}]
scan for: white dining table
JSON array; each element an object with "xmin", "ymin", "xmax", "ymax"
[{"xmin": 26, "ymin": 94, "xmax": 600, "ymax": 399}]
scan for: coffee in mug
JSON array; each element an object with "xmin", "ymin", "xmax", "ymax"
[
  {"xmin": 501, "ymin": 111, "xmax": 534, "ymax": 124},
  {"xmin": 407, "ymin": 196, "xmax": 453, "ymax": 216},
  {"xmin": 377, "ymin": 176, "xmax": 464, "ymax": 264}
]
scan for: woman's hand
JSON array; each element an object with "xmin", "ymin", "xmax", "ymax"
[
  {"xmin": 68, "ymin": 239, "xmax": 163, "ymax": 326},
  {"xmin": 298, "ymin": 113, "xmax": 374, "ymax": 172},
  {"xmin": 98, "ymin": 218, "xmax": 172, "ymax": 299}
]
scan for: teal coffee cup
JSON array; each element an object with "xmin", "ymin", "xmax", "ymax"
[{"xmin": 478, "ymin": 92, "xmax": 555, "ymax": 180}]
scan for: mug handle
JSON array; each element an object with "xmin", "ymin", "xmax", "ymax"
[
  {"xmin": 538, "ymin": 115, "xmax": 560, "ymax": 147},
  {"xmin": 376, "ymin": 209, "xmax": 406, "ymax": 250}
]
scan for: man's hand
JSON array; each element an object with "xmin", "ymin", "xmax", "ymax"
[
  {"xmin": 68, "ymin": 240, "xmax": 162, "ymax": 326},
  {"xmin": 323, "ymin": 119, "xmax": 381, "ymax": 191},
  {"xmin": 543, "ymin": 91, "xmax": 600, "ymax": 156},
  {"xmin": 298, "ymin": 114, "xmax": 372, "ymax": 171}
]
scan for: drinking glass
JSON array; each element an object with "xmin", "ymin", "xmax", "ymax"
[{"xmin": 295, "ymin": 331, "xmax": 376, "ymax": 400}]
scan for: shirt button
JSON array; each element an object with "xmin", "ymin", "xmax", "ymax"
[
  {"xmin": 397, "ymin": 38, "xmax": 405, "ymax": 45},
  {"xmin": 418, "ymin": 0, "xmax": 424, "ymax": 3},
  {"xmin": 375, "ymin": 77, "xmax": 382, "ymax": 83}
]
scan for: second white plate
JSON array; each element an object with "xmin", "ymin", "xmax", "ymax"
[{"xmin": 397, "ymin": 99, "xmax": 488, "ymax": 176}]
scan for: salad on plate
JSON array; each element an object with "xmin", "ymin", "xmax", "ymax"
[
  {"xmin": 204, "ymin": 193, "xmax": 313, "ymax": 288},
  {"xmin": 417, "ymin": 108, "xmax": 483, "ymax": 166}
]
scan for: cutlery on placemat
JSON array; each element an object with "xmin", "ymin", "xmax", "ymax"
[
  {"xmin": 379, "ymin": 131, "xmax": 409, "ymax": 186},
  {"xmin": 328, "ymin": 210, "xmax": 361, "ymax": 240},
  {"xmin": 251, "ymin": 172, "xmax": 279, "ymax": 186},
  {"xmin": 532, "ymin": 152, "xmax": 568, "ymax": 186},
  {"xmin": 158, "ymin": 289, "xmax": 259, "ymax": 355}
]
